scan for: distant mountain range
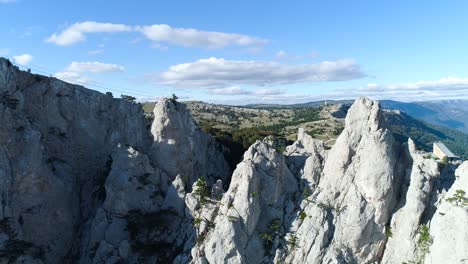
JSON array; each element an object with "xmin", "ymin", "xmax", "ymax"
[
  {"xmin": 382, "ymin": 109, "xmax": 468, "ymax": 159},
  {"xmin": 380, "ymin": 100, "xmax": 468, "ymax": 134}
]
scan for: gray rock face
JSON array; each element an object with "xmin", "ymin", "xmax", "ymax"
[
  {"xmin": 285, "ymin": 127, "xmax": 326, "ymax": 191},
  {"xmin": 0, "ymin": 58, "xmax": 229, "ymax": 263},
  {"xmin": 0, "ymin": 58, "xmax": 150, "ymax": 263},
  {"xmin": 191, "ymin": 139, "xmax": 298, "ymax": 263},
  {"xmin": 281, "ymin": 97, "xmax": 405, "ymax": 264},
  {"xmin": 151, "ymin": 98, "xmax": 231, "ymax": 188},
  {"xmin": 381, "ymin": 139, "xmax": 440, "ymax": 264},
  {"xmin": 425, "ymin": 161, "xmax": 468, "ymax": 264},
  {"xmin": 103, "ymin": 145, "xmax": 168, "ymax": 215}
]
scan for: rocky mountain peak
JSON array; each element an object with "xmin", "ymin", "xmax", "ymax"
[
  {"xmin": 345, "ymin": 96, "xmax": 384, "ymax": 137},
  {"xmin": 150, "ymin": 98, "xmax": 231, "ymax": 188}
]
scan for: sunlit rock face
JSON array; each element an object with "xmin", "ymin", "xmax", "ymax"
[{"xmin": 0, "ymin": 58, "xmax": 150, "ymax": 263}]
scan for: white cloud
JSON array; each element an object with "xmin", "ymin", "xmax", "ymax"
[
  {"xmin": 219, "ymin": 77, "xmax": 468, "ymax": 104},
  {"xmin": 209, "ymin": 87, "xmax": 287, "ymax": 96},
  {"xmin": 46, "ymin": 21, "xmax": 268, "ymax": 49},
  {"xmin": 363, "ymin": 77, "xmax": 468, "ymax": 92},
  {"xmin": 136, "ymin": 24, "xmax": 268, "ymax": 49},
  {"xmin": 55, "ymin": 61, "xmax": 125, "ymax": 85},
  {"xmin": 150, "ymin": 57, "xmax": 365, "ymax": 88},
  {"xmin": 12, "ymin": 54, "xmax": 33, "ymax": 65},
  {"xmin": 46, "ymin": 22, "xmax": 132, "ymax": 46},
  {"xmin": 210, "ymin": 86, "xmax": 252, "ymax": 95},
  {"xmin": 54, "ymin": 71, "xmax": 90, "ymax": 85},
  {"xmin": 255, "ymin": 88, "xmax": 286, "ymax": 95},
  {"xmin": 275, "ymin": 50, "xmax": 318, "ymax": 61},
  {"xmin": 327, "ymin": 77, "xmax": 468, "ymax": 101},
  {"xmin": 210, "ymin": 93, "xmax": 324, "ymax": 105},
  {"xmin": 65, "ymin": 61, "xmax": 125, "ymax": 73}
]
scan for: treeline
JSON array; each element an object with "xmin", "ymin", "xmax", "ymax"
[
  {"xmin": 198, "ymin": 106, "xmax": 324, "ymax": 168},
  {"xmin": 199, "ymin": 121, "xmax": 292, "ymax": 169}
]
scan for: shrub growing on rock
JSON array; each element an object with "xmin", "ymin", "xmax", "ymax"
[
  {"xmin": 194, "ymin": 176, "xmax": 210, "ymax": 205},
  {"xmin": 446, "ymin": 189, "xmax": 468, "ymax": 207},
  {"xmin": 121, "ymin": 94, "xmax": 136, "ymax": 103},
  {"xmin": 416, "ymin": 224, "xmax": 433, "ymax": 262}
]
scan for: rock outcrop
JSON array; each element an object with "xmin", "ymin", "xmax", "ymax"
[
  {"xmin": 0, "ymin": 58, "xmax": 150, "ymax": 263},
  {"xmin": 1, "ymin": 58, "xmax": 467, "ymax": 264},
  {"xmin": 190, "ymin": 139, "xmax": 298, "ymax": 263},
  {"xmin": 150, "ymin": 99, "xmax": 231, "ymax": 188},
  {"xmin": 425, "ymin": 162, "xmax": 468, "ymax": 264},
  {"xmin": 279, "ymin": 97, "xmax": 405, "ymax": 263},
  {"xmin": 0, "ymin": 58, "xmax": 230, "ymax": 263},
  {"xmin": 381, "ymin": 139, "xmax": 440, "ymax": 263}
]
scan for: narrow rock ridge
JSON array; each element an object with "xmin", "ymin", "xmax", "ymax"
[{"xmin": 1, "ymin": 60, "xmax": 467, "ymax": 263}]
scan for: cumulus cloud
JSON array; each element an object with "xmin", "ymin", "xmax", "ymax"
[
  {"xmin": 150, "ymin": 57, "xmax": 365, "ymax": 88},
  {"xmin": 46, "ymin": 22, "xmax": 132, "ymax": 46},
  {"xmin": 255, "ymin": 88, "xmax": 287, "ymax": 95},
  {"xmin": 46, "ymin": 21, "xmax": 268, "ymax": 49},
  {"xmin": 64, "ymin": 61, "xmax": 125, "ymax": 73},
  {"xmin": 136, "ymin": 24, "xmax": 268, "ymax": 49},
  {"xmin": 210, "ymin": 86, "xmax": 252, "ymax": 95},
  {"xmin": 329, "ymin": 77, "xmax": 468, "ymax": 101},
  {"xmin": 55, "ymin": 71, "xmax": 90, "ymax": 85},
  {"xmin": 55, "ymin": 61, "xmax": 125, "ymax": 85},
  {"xmin": 210, "ymin": 93, "xmax": 325, "ymax": 105},
  {"xmin": 206, "ymin": 77, "xmax": 468, "ymax": 105},
  {"xmin": 12, "ymin": 54, "xmax": 33, "ymax": 65},
  {"xmin": 208, "ymin": 87, "xmax": 288, "ymax": 97}
]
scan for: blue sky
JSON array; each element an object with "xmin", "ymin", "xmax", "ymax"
[{"xmin": 2, "ymin": 0, "xmax": 468, "ymax": 104}]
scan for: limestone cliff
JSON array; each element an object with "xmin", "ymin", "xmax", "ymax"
[{"xmin": 0, "ymin": 58, "xmax": 229, "ymax": 263}]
